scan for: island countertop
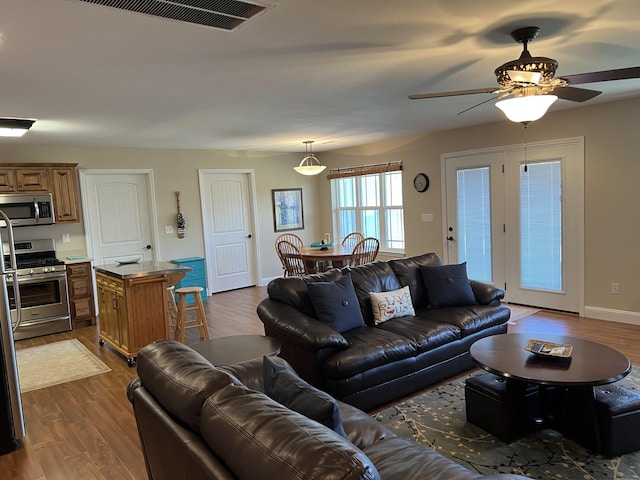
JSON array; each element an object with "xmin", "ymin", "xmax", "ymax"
[{"xmin": 94, "ymin": 261, "xmax": 191, "ymax": 279}]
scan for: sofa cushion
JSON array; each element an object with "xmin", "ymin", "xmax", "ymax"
[
  {"xmin": 369, "ymin": 286, "xmax": 415, "ymax": 324},
  {"xmin": 346, "ymin": 261, "xmax": 402, "ymax": 326},
  {"xmin": 201, "ymin": 383, "xmax": 381, "ymax": 480},
  {"xmin": 375, "ymin": 316, "xmax": 460, "ymax": 354},
  {"xmin": 419, "ymin": 262, "xmax": 477, "ymax": 307},
  {"xmin": 263, "ymin": 356, "xmax": 347, "ymax": 438},
  {"xmin": 307, "ymin": 273, "xmax": 365, "ymax": 333},
  {"xmin": 417, "ymin": 304, "xmax": 511, "ymax": 337},
  {"xmin": 324, "ymin": 328, "xmax": 417, "ymax": 378},
  {"xmin": 388, "ymin": 253, "xmax": 443, "ymax": 310},
  {"xmin": 136, "ymin": 339, "xmax": 240, "ymax": 432}
]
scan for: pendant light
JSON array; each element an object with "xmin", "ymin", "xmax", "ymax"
[{"xmin": 294, "ymin": 140, "xmax": 326, "ymax": 176}]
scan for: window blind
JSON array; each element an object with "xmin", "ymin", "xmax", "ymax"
[{"xmin": 327, "ymin": 162, "xmax": 402, "ymax": 180}]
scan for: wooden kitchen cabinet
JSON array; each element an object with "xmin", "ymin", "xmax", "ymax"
[
  {"xmin": 50, "ymin": 166, "xmax": 81, "ymax": 223},
  {"xmin": 67, "ymin": 261, "xmax": 96, "ymax": 328},
  {"xmin": 95, "ymin": 263, "xmax": 188, "ymax": 366},
  {"xmin": 0, "ymin": 163, "xmax": 81, "ymax": 223},
  {"xmin": 15, "ymin": 167, "xmax": 49, "ymax": 192},
  {"xmin": 0, "ymin": 169, "xmax": 16, "ymax": 192}
]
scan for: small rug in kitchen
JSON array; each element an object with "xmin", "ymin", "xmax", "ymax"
[
  {"xmin": 375, "ymin": 368, "xmax": 640, "ymax": 480},
  {"xmin": 16, "ymin": 339, "xmax": 111, "ymax": 392}
]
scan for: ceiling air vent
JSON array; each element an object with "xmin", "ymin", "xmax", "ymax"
[{"xmin": 77, "ymin": 0, "xmax": 272, "ymax": 31}]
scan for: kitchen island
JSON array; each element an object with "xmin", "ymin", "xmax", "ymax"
[{"xmin": 94, "ymin": 262, "xmax": 191, "ymax": 366}]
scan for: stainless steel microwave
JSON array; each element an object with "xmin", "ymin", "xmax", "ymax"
[{"xmin": 0, "ymin": 193, "xmax": 55, "ymax": 227}]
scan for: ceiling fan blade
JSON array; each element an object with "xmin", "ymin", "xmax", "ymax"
[
  {"xmin": 409, "ymin": 87, "xmax": 497, "ymax": 100},
  {"xmin": 552, "ymin": 86, "xmax": 602, "ymax": 102},
  {"xmin": 560, "ymin": 66, "xmax": 640, "ymax": 85}
]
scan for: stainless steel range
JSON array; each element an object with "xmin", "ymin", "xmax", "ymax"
[{"xmin": 2, "ymin": 239, "xmax": 71, "ymax": 341}]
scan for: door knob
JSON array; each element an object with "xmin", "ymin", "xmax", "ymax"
[
  {"xmin": 145, "ymin": 244, "xmax": 152, "ymax": 250},
  {"xmin": 247, "ymin": 234, "xmax": 252, "ymax": 238},
  {"xmin": 447, "ymin": 236, "xmax": 455, "ymax": 241}
]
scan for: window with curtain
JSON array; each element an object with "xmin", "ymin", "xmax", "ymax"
[{"xmin": 329, "ymin": 163, "xmax": 404, "ymax": 252}]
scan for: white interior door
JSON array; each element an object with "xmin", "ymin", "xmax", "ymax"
[
  {"xmin": 199, "ymin": 170, "xmax": 257, "ymax": 293},
  {"xmin": 80, "ymin": 170, "xmax": 159, "ymax": 265},
  {"xmin": 443, "ymin": 138, "xmax": 584, "ymax": 314}
]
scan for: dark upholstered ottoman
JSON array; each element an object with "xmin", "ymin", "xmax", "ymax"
[
  {"xmin": 594, "ymin": 384, "xmax": 640, "ymax": 458},
  {"xmin": 465, "ymin": 373, "xmax": 539, "ymax": 442}
]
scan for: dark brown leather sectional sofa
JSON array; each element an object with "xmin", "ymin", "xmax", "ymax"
[
  {"xmin": 128, "ymin": 340, "xmax": 529, "ymax": 480},
  {"xmin": 257, "ymin": 253, "xmax": 511, "ymax": 410}
]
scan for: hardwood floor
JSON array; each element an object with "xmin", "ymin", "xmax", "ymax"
[{"xmin": 1, "ymin": 287, "xmax": 639, "ymax": 479}]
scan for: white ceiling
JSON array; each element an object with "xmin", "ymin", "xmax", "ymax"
[{"xmin": 1, "ymin": 0, "xmax": 639, "ymax": 153}]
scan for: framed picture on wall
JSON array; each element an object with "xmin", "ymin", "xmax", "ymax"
[{"xmin": 272, "ymin": 188, "xmax": 304, "ymax": 232}]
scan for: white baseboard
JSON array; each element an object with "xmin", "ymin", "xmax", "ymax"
[{"xmin": 584, "ymin": 306, "xmax": 640, "ymax": 326}]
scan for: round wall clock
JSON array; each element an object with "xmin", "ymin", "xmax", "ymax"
[{"xmin": 413, "ymin": 173, "xmax": 430, "ymax": 192}]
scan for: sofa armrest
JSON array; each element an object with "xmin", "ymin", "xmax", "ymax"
[
  {"xmin": 470, "ymin": 280, "xmax": 505, "ymax": 306},
  {"xmin": 257, "ymin": 298, "xmax": 349, "ymax": 351}
]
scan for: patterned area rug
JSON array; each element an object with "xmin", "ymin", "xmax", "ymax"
[
  {"xmin": 16, "ymin": 339, "xmax": 111, "ymax": 392},
  {"xmin": 375, "ymin": 369, "xmax": 640, "ymax": 479}
]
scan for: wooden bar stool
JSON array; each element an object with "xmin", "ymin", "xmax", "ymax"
[
  {"xmin": 175, "ymin": 286, "xmax": 210, "ymax": 343},
  {"xmin": 166, "ymin": 285, "xmax": 178, "ymax": 337}
]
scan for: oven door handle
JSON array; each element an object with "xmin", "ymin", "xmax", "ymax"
[
  {"xmin": 0, "ymin": 209, "xmax": 23, "ymax": 332},
  {"xmin": 9, "ymin": 272, "xmax": 67, "ymax": 283}
]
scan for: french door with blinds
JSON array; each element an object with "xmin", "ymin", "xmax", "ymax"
[{"xmin": 443, "ymin": 137, "xmax": 584, "ymax": 313}]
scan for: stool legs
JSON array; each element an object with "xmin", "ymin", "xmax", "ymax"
[
  {"xmin": 166, "ymin": 286, "xmax": 178, "ymax": 338},
  {"xmin": 175, "ymin": 287, "xmax": 209, "ymax": 343}
]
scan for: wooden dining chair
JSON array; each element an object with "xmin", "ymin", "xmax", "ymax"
[
  {"xmin": 341, "ymin": 232, "xmax": 364, "ymax": 250},
  {"xmin": 277, "ymin": 240, "xmax": 310, "ymax": 276},
  {"xmin": 350, "ymin": 237, "xmax": 380, "ymax": 266},
  {"xmin": 275, "ymin": 233, "xmax": 304, "ymax": 275}
]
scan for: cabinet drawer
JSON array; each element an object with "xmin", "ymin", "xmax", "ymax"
[
  {"xmin": 70, "ymin": 277, "xmax": 90, "ymax": 297},
  {"xmin": 68, "ymin": 263, "xmax": 90, "ymax": 276},
  {"xmin": 72, "ymin": 297, "xmax": 93, "ymax": 318}
]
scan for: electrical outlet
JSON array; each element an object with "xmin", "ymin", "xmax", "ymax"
[
  {"xmin": 611, "ymin": 283, "xmax": 620, "ymax": 294},
  {"xmin": 421, "ymin": 213, "xmax": 433, "ymax": 222},
  {"xmin": 165, "ymin": 226, "xmax": 174, "ymax": 234}
]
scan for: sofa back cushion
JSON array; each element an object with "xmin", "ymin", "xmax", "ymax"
[
  {"xmin": 389, "ymin": 253, "xmax": 443, "ymax": 310},
  {"xmin": 345, "ymin": 261, "xmax": 402, "ymax": 326},
  {"xmin": 267, "ymin": 270, "xmax": 344, "ymax": 317},
  {"xmin": 201, "ymin": 383, "xmax": 381, "ymax": 480},
  {"xmin": 136, "ymin": 339, "xmax": 239, "ymax": 432}
]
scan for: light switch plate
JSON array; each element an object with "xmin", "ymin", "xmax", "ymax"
[{"xmin": 165, "ymin": 226, "xmax": 174, "ymax": 234}]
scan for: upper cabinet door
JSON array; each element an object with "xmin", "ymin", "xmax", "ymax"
[{"xmin": 50, "ymin": 167, "xmax": 80, "ymax": 223}]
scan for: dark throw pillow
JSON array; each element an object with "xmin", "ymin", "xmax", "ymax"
[
  {"xmin": 306, "ymin": 273, "xmax": 365, "ymax": 332},
  {"xmin": 263, "ymin": 356, "xmax": 348, "ymax": 438},
  {"xmin": 419, "ymin": 262, "xmax": 478, "ymax": 308}
]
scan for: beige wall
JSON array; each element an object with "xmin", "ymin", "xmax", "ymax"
[
  {"xmin": 320, "ymin": 96, "xmax": 640, "ymax": 321},
  {"xmin": 0, "ymin": 146, "xmax": 324, "ymax": 281},
  {"xmin": 1, "ymin": 95, "xmax": 638, "ymax": 321}
]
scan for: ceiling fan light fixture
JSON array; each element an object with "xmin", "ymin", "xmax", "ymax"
[
  {"xmin": 294, "ymin": 140, "xmax": 326, "ymax": 176},
  {"xmin": 507, "ymin": 70, "xmax": 541, "ymax": 84},
  {"xmin": 495, "ymin": 95, "xmax": 558, "ymax": 123},
  {"xmin": 495, "ymin": 56, "xmax": 558, "ymax": 86}
]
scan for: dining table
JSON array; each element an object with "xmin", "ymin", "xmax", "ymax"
[{"xmin": 298, "ymin": 244, "xmax": 354, "ymax": 271}]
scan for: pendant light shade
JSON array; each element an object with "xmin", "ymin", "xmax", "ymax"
[
  {"xmin": 495, "ymin": 95, "xmax": 557, "ymax": 123},
  {"xmin": 294, "ymin": 140, "xmax": 326, "ymax": 176}
]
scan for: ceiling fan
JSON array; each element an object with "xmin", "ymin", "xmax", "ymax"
[{"xmin": 409, "ymin": 26, "xmax": 640, "ymax": 120}]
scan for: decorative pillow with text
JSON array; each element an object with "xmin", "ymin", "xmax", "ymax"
[{"xmin": 369, "ymin": 286, "xmax": 415, "ymax": 324}]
